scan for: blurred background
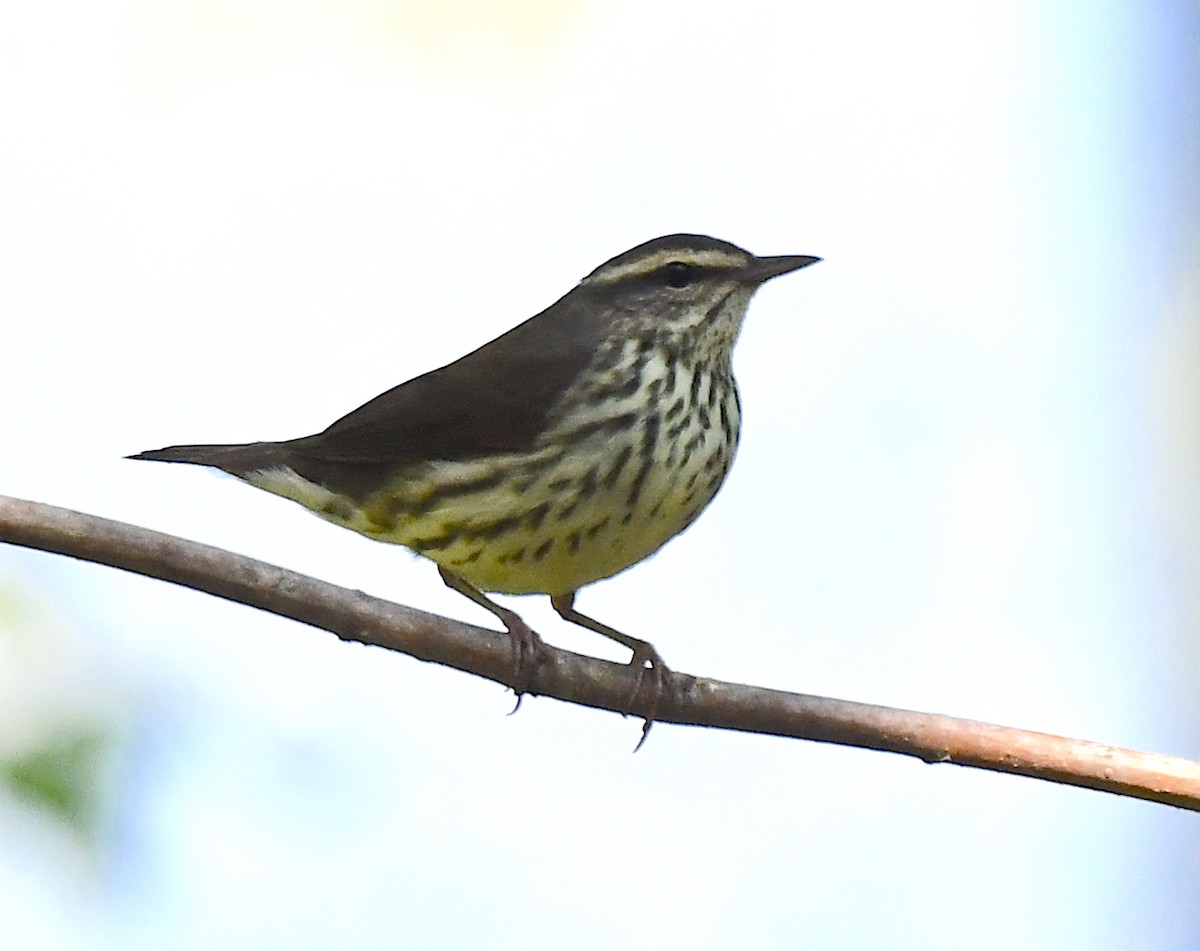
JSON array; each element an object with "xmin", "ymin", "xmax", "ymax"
[{"xmin": 2, "ymin": 1, "xmax": 1198, "ymax": 948}]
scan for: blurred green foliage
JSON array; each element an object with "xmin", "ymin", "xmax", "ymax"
[
  {"xmin": 0, "ymin": 574, "xmax": 121, "ymax": 849},
  {"xmin": 3, "ymin": 728, "xmax": 109, "ymax": 839}
]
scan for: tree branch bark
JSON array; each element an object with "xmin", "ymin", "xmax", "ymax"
[{"xmin": 1, "ymin": 494, "xmax": 1197, "ymax": 810}]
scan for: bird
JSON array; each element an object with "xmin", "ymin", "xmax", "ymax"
[{"xmin": 130, "ymin": 233, "xmax": 820, "ymax": 730}]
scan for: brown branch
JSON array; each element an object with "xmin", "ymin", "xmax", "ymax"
[{"xmin": 1, "ymin": 493, "xmax": 1197, "ymax": 810}]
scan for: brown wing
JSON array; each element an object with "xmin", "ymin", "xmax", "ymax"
[{"xmin": 282, "ymin": 289, "xmax": 604, "ymax": 495}]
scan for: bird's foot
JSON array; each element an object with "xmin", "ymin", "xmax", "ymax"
[
  {"xmin": 627, "ymin": 645, "xmax": 674, "ymax": 752},
  {"xmin": 503, "ymin": 615, "xmax": 547, "ymax": 712}
]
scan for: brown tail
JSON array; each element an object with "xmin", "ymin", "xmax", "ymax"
[{"xmin": 127, "ymin": 442, "xmax": 295, "ymax": 478}]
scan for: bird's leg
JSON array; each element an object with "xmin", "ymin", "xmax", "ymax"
[
  {"xmin": 549, "ymin": 592, "xmax": 672, "ymax": 749},
  {"xmin": 438, "ymin": 567, "xmax": 544, "ymax": 705}
]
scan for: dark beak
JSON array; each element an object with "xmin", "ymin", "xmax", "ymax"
[{"xmin": 742, "ymin": 254, "xmax": 821, "ymax": 284}]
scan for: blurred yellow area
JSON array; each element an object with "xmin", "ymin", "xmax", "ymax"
[{"xmin": 131, "ymin": 0, "xmax": 589, "ymax": 90}]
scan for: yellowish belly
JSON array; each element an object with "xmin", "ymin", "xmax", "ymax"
[{"xmin": 368, "ymin": 428, "xmax": 732, "ymax": 595}]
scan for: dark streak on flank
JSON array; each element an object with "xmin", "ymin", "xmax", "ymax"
[
  {"xmin": 601, "ymin": 444, "xmax": 633, "ymax": 489},
  {"xmin": 577, "ymin": 465, "xmax": 599, "ymax": 501},
  {"xmin": 476, "ymin": 517, "xmax": 521, "ymax": 541},
  {"xmin": 412, "ymin": 530, "xmax": 459, "ymax": 552},
  {"xmin": 706, "ymin": 374, "xmax": 722, "ymax": 408},
  {"xmin": 625, "ymin": 415, "xmax": 661, "ymax": 511},
  {"xmin": 525, "ymin": 501, "xmax": 551, "ymax": 531},
  {"xmin": 413, "ymin": 469, "xmax": 507, "ymax": 513},
  {"xmin": 558, "ymin": 464, "xmax": 599, "ymax": 521},
  {"xmin": 664, "ymin": 394, "xmax": 687, "ymax": 423},
  {"xmin": 666, "ymin": 412, "xmax": 693, "ymax": 441},
  {"xmin": 689, "ymin": 369, "xmax": 704, "ymax": 410},
  {"xmin": 557, "ymin": 412, "xmax": 639, "ymax": 444}
]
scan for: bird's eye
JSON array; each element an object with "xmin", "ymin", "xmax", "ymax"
[{"xmin": 662, "ymin": 261, "xmax": 695, "ymax": 288}]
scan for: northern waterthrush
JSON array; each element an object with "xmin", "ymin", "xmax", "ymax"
[{"xmin": 130, "ymin": 234, "xmax": 819, "ymax": 718}]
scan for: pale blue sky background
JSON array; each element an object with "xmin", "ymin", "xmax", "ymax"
[{"xmin": 1, "ymin": 1, "xmax": 1198, "ymax": 948}]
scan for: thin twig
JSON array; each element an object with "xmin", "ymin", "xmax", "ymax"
[{"xmin": 1, "ymin": 493, "xmax": 1197, "ymax": 810}]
